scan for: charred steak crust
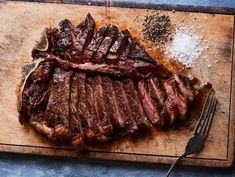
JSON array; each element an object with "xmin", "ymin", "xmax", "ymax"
[{"xmin": 18, "ymin": 14, "xmax": 198, "ymax": 148}]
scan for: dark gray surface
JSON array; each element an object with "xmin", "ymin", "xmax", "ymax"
[
  {"xmin": 110, "ymin": 0, "xmax": 235, "ymax": 8},
  {"xmin": 0, "ymin": 153, "xmax": 234, "ymax": 177},
  {"xmin": 1, "ymin": 0, "xmax": 235, "ymax": 177},
  {"xmin": 11, "ymin": 0, "xmax": 235, "ymax": 14}
]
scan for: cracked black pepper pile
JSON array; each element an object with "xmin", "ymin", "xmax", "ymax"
[{"xmin": 142, "ymin": 13, "xmax": 172, "ymax": 45}]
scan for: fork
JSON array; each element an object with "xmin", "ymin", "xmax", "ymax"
[{"xmin": 165, "ymin": 90, "xmax": 217, "ymax": 177}]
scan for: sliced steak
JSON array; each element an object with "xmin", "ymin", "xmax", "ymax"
[
  {"xmin": 146, "ymin": 79, "xmax": 166, "ymax": 127},
  {"xmin": 74, "ymin": 13, "xmax": 95, "ymax": 52},
  {"xmin": 174, "ymin": 75, "xmax": 195, "ymax": 102},
  {"xmin": 118, "ymin": 37, "xmax": 133, "ymax": 66},
  {"xmin": 30, "ymin": 112, "xmax": 55, "ymax": 142},
  {"xmin": 93, "ymin": 75, "xmax": 113, "ymax": 135},
  {"xmin": 129, "ymin": 42, "xmax": 156, "ymax": 64},
  {"xmin": 30, "ymin": 87, "xmax": 50, "ymax": 112},
  {"xmin": 53, "ymin": 20, "xmax": 74, "ymax": 58},
  {"xmin": 29, "ymin": 61, "xmax": 54, "ymax": 83},
  {"xmin": 164, "ymin": 78, "xmax": 188, "ymax": 119},
  {"xmin": 27, "ymin": 83, "xmax": 50, "ymax": 115},
  {"xmin": 43, "ymin": 68, "xmax": 72, "ymax": 143},
  {"xmin": 83, "ymin": 24, "xmax": 110, "ymax": 62},
  {"xmin": 112, "ymin": 80, "xmax": 138, "ymax": 133},
  {"xmin": 137, "ymin": 80, "xmax": 163, "ymax": 126},
  {"xmin": 122, "ymin": 79, "xmax": 150, "ymax": 130},
  {"xmin": 106, "ymin": 30, "xmax": 128, "ymax": 64},
  {"xmin": 101, "ymin": 76, "xmax": 125, "ymax": 129},
  {"xmin": 66, "ymin": 14, "xmax": 96, "ymax": 63},
  {"xmin": 164, "ymin": 97, "xmax": 179, "ymax": 125},
  {"xmin": 93, "ymin": 25, "xmax": 118, "ymax": 63},
  {"xmin": 77, "ymin": 73, "xmax": 96, "ymax": 142},
  {"xmin": 53, "ymin": 70, "xmax": 73, "ymax": 144},
  {"xmin": 86, "ymin": 77, "xmax": 110, "ymax": 141},
  {"xmin": 43, "ymin": 68, "xmax": 65, "ymax": 143},
  {"xmin": 150, "ymin": 77, "xmax": 167, "ymax": 105},
  {"xmin": 19, "ymin": 61, "xmax": 54, "ymax": 124},
  {"xmin": 150, "ymin": 77, "xmax": 177, "ymax": 125},
  {"xmin": 69, "ymin": 73, "xmax": 85, "ymax": 147}
]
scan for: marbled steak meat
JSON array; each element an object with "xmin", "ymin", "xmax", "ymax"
[{"xmin": 18, "ymin": 14, "xmax": 196, "ymax": 148}]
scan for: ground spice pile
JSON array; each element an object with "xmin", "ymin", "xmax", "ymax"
[{"xmin": 142, "ymin": 13, "xmax": 172, "ymax": 45}]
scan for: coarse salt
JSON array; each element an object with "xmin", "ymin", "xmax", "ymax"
[{"xmin": 167, "ymin": 28, "xmax": 204, "ymax": 68}]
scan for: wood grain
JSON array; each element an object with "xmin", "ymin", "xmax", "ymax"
[{"xmin": 0, "ymin": 1, "xmax": 234, "ymax": 167}]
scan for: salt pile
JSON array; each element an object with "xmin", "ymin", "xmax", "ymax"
[{"xmin": 167, "ymin": 27, "xmax": 204, "ymax": 68}]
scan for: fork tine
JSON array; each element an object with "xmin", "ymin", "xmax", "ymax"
[
  {"xmin": 194, "ymin": 90, "xmax": 215, "ymax": 134},
  {"xmin": 200, "ymin": 96, "xmax": 217, "ymax": 138},
  {"xmin": 197, "ymin": 93, "xmax": 215, "ymax": 134},
  {"xmin": 196, "ymin": 91, "xmax": 216, "ymax": 135}
]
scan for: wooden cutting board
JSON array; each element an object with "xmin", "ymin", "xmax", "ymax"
[{"xmin": 0, "ymin": 1, "xmax": 234, "ymax": 167}]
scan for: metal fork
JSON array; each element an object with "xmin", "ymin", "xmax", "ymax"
[{"xmin": 165, "ymin": 90, "xmax": 217, "ymax": 177}]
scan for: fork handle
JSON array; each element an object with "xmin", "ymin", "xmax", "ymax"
[{"xmin": 165, "ymin": 154, "xmax": 186, "ymax": 177}]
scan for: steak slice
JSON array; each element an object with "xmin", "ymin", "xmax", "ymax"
[
  {"xmin": 106, "ymin": 30, "xmax": 128, "ymax": 64},
  {"xmin": 112, "ymin": 80, "xmax": 138, "ymax": 133},
  {"xmin": 53, "ymin": 70, "xmax": 73, "ymax": 144},
  {"xmin": 83, "ymin": 24, "xmax": 110, "ymax": 61},
  {"xmin": 43, "ymin": 68, "xmax": 66, "ymax": 142},
  {"xmin": 101, "ymin": 76, "xmax": 125, "ymax": 129},
  {"xmin": 164, "ymin": 97, "xmax": 179, "ymax": 125},
  {"xmin": 43, "ymin": 68, "xmax": 72, "ymax": 143},
  {"xmin": 19, "ymin": 61, "xmax": 54, "ymax": 124},
  {"xmin": 122, "ymin": 79, "xmax": 151, "ymax": 130},
  {"xmin": 118, "ymin": 37, "xmax": 133, "ymax": 66},
  {"xmin": 86, "ymin": 77, "xmax": 110, "ymax": 141},
  {"xmin": 53, "ymin": 19, "xmax": 74, "ymax": 58},
  {"xmin": 129, "ymin": 42, "xmax": 156, "ymax": 64},
  {"xmin": 93, "ymin": 25, "xmax": 118, "ymax": 63},
  {"xmin": 151, "ymin": 77, "xmax": 178, "ymax": 125},
  {"xmin": 66, "ymin": 14, "xmax": 96, "ymax": 63},
  {"xmin": 174, "ymin": 75, "xmax": 195, "ymax": 102},
  {"xmin": 164, "ymin": 78, "xmax": 188, "ymax": 119},
  {"xmin": 137, "ymin": 80, "xmax": 163, "ymax": 126},
  {"xmin": 74, "ymin": 13, "xmax": 95, "ymax": 53},
  {"xmin": 146, "ymin": 79, "xmax": 167, "ymax": 127},
  {"xmin": 27, "ymin": 83, "xmax": 50, "ymax": 115},
  {"xmin": 93, "ymin": 75, "xmax": 113, "ymax": 135},
  {"xmin": 77, "ymin": 73, "xmax": 96, "ymax": 142},
  {"xmin": 30, "ymin": 112, "xmax": 55, "ymax": 142},
  {"xmin": 70, "ymin": 73, "xmax": 85, "ymax": 147}
]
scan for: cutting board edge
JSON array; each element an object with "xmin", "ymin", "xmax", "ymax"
[{"xmin": 0, "ymin": 143, "xmax": 233, "ymax": 167}]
